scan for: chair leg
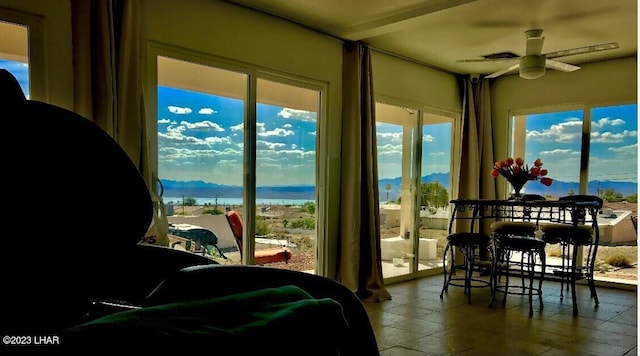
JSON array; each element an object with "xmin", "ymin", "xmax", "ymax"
[
  {"xmin": 571, "ymin": 244, "xmax": 579, "ymax": 316},
  {"xmin": 586, "ymin": 244, "xmax": 600, "ymax": 307},
  {"xmin": 528, "ymin": 252, "xmax": 535, "ymax": 317},
  {"xmin": 502, "ymin": 252, "xmax": 510, "ymax": 306},
  {"xmin": 440, "ymin": 244, "xmax": 451, "ymax": 298},
  {"xmin": 464, "ymin": 247, "xmax": 473, "ymax": 304},
  {"xmin": 538, "ymin": 249, "xmax": 545, "ymax": 312}
]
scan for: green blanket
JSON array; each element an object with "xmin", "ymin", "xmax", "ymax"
[{"xmin": 63, "ymin": 285, "xmax": 348, "ymax": 353}]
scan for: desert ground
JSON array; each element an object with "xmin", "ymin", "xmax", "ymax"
[{"xmin": 170, "ymin": 201, "xmax": 637, "ymax": 280}]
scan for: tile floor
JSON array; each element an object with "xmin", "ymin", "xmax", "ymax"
[{"xmin": 363, "ymin": 274, "xmax": 638, "ymax": 355}]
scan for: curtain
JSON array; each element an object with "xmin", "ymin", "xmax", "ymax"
[
  {"xmin": 71, "ymin": 0, "xmax": 151, "ymax": 188},
  {"xmin": 454, "ymin": 76, "xmax": 496, "ymax": 234},
  {"xmin": 337, "ymin": 42, "xmax": 391, "ymax": 302}
]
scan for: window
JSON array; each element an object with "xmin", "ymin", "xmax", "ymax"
[
  {"xmin": 376, "ymin": 102, "xmax": 455, "ymax": 281},
  {"xmin": 155, "ymin": 54, "xmax": 321, "ymax": 273},
  {"xmin": 511, "ymin": 103, "xmax": 637, "ymax": 284},
  {"xmin": 0, "ymin": 20, "xmax": 29, "ymax": 98}
]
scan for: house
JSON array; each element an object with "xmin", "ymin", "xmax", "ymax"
[{"xmin": 0, "ymin": 0, "xmax": 635, "ymax": 289}]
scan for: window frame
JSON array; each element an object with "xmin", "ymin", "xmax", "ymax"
[{"xmin": 146, "ymin": 42, "xmax": 327, "ymax": 273}]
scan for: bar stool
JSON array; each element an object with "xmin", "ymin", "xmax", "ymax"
[
  {"xmin": 490, "ymin": 221, "xmax": 546, "ymax": 316},
  {"xmin": 540, "ymin": 195, "xmax": 602, "ymax": 316},
  {"xmin": 440, "ymin": 232, "xmax": 493, "ymax": 304}
]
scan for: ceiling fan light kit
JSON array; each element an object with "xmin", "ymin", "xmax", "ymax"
[{"xmin": 519, "ymin": 55, "xmax": 546, "ymax": 79}]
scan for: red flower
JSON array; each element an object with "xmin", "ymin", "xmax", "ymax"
[
  {"xmin": 490, "ymin": 156, "xmax": 553, "ymax": 188},
  {"xmin": 515, "ymin": 157, "xmax": 524, "ymax": 166}
]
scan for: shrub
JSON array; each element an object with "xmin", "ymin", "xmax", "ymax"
[
  {"xmin": 604, "ymin": 254, "xmax": 632, "ymax": 268},
  {"xmin": 290, "ymin": 217, "xmax": 315, "ymax": 230},
  {"xmin": 182, "ymin": 197, "xmax": 197, "ymax": 206},
  {"xmin": 300, "ymin": 201, "xmax": 316, "ymax": 215},
  {"xmin": 255, "ymin": 216, "xmax": 270, "ymax": 236},
  {"xmin": 595, "ymin": 260, "xmax": 611, "ymax": 273},
  {"xmin": 202, "ymin": 207, "xmax": 224, "ymax": 215}
]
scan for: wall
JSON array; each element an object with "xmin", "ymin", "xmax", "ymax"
[
  {"xmin": 0, "ymin": 0, "xmax": 73, "ymax": 109},
  {"xmin": 372, "ymin": 51, "xmax": 462, "ymax": 113},
  {"xmin": 490, "ymin": 56, "xmax": 637, "ymax": 162}
]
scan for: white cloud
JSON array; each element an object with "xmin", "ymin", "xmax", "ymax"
[
  {"xmin": 230, "ymin": 123, "xmax": 244, "ymax": 131},
  {"xmin": 179, "ymin": 120, "xmax": 225, "ymax": 132},
  {"xmin": 204, "ymin": 136, "xmax": 233, "ymax": 144},
  {"xmin": 257, "ymin": 140, "xmax": 287, "ymax": 150},
  {"xmin": 198, "ymin": 108, "xmax": 217, "ymax": 115},
  {"xmin": 591, "ymin": 130, "xmax": 637, "ymax": 143},
  {"xmin": 377, "ymin": 143, "xmax": 402, "ymax": 156},
  {"xmin": 278, "ymin": 108, "xmax": 316, "ymax": 121},
  {"xmin": 168, "ymin": 105, "xmax": 192, "ymax": 114},
  {"xmin": 527, "ymin": 119, "xmax": 583, "ymax": 143},
  {"xmin": 430, "ymin": 152, "xmax": 445, "ymax": 156},
  {"xmin": 283, "ymin": 123, "xmax": 292, "ymax": 128},
  {"xmin": 258, "ymin": 127, "xmax": 294, "ymax": 137},
  {"xmin": 158, "ymin": 118, "xmax": 172, "ymax": 124},
  {"xmin": 594, "ymin": 117, "xmax": 626, "ymax": 128},
  {"xmin": 377, "ymin": 132, "xmax": 402, "ymax": 142},
  {"xmin": 608, "ymin": 143, "xmax": 638, "ymax": 155},
  {"xmin": 539, "ymin": 148, "xmax": 576, "ymax": 156},
  {"xmin": 422, "ymin": 134, "xmax": 435, "ymax": 142}
]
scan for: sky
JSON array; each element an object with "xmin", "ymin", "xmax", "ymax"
[
  {"xmin": 1, "ymin": 59, "xmax": 29, "ymax": 97},
  {"xmin": 157, "ymin": 86, "xmax": 317, "ymax": 186},
  {"xmin": 376, "ymin": 121, "xmax": 452, "ymax": 180}
]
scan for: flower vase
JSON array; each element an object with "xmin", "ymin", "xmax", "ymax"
[{"xmin": 510, "ymin": 181, "xmax": 526, "ymax": 200}]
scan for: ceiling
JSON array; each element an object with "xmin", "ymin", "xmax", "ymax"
[{"xmin": 225, "ymin": 0, "xmax": 637, "ymax": 77}]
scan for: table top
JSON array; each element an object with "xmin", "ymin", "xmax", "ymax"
[
  {"xmin": 450, "ymin": 198, "xmax": 600, "ymax": 208},
  {"xmin": 448, "ymin": 198, "xmax": 601, "ymax": 228}
]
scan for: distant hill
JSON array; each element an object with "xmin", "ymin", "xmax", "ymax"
[
  {"xmin": 162, "ymin": 174, "xmax": 636, "ymax": 201},
  {"xmin": 161, "ymin": 179, "xmax": 315, "ymax": 200}
]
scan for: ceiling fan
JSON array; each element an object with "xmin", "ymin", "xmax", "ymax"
[{"xmin": 459, "ymin": 29, "xmax": 619, "ymax": 79}]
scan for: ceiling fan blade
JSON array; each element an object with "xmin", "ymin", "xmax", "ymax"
[
  {"xmin": 545, "ymin": 59, "xmax": 581, "ymax": 72},
  {"xmin": 485, "ymin": 63, "xmax": 520, "ymax": 79},
  {"xmin": 545, "ymin": 42, "xmax": 619, "ymax": 59},
  {"xmin": 526, "ymin": 36, "xmax": 545, "ymax": 56}
]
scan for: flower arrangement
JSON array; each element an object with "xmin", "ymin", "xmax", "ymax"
[{"xmin": 491, "ymin": 157, "xmax": 553, "ymax": 197}]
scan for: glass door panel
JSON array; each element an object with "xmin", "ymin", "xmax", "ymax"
[
  {"xmin": 377, "ymin": 103, "xmax": 418, "ymax": 279},
  {"xmin": 0, "ymin": 20, "xmax": 29, "ymax": 97},
  {"xmin": 588, "ymin": 104, "xmax": 637, "ymax": 282},
  {"xmin": 418, "ymin": 114, "xmax": 453, "ymax": 272},
  {"xmin": 157, "ymin": 56, "xmax": 247, "ymax": 264},
  {"xmin": 255, "ymin": 78, "xmax": 319, "ymax": 273}
]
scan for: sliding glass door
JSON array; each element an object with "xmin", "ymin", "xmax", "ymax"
[
  {"xmin": 376, "ymin": 101, "xmax": 455, "ymax": 281},
  {"xmin": 154, "ymin": 53, "xmax": 321, "ymax": 273}
]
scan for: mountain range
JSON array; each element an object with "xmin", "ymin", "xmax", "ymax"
[{"xmin": 161, "ymin": 173, "xmax": 636, "ymax": 201}]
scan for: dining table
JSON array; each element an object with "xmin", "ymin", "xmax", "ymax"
[{"xmin": 448, "ymin": 197, "xmax": 602, "ymax": 315}]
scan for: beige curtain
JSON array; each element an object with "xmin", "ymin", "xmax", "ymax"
[
  {"xmin": 71, "ymin": 0, "xmax": 151, "ymax": 187},
  {"xmin": 454, "ymin": 76, "xmax": 496, "ymax": 234},
  {"xmin": 338, "ymin": 41, "xmax": 391, "ymax": 302}
]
